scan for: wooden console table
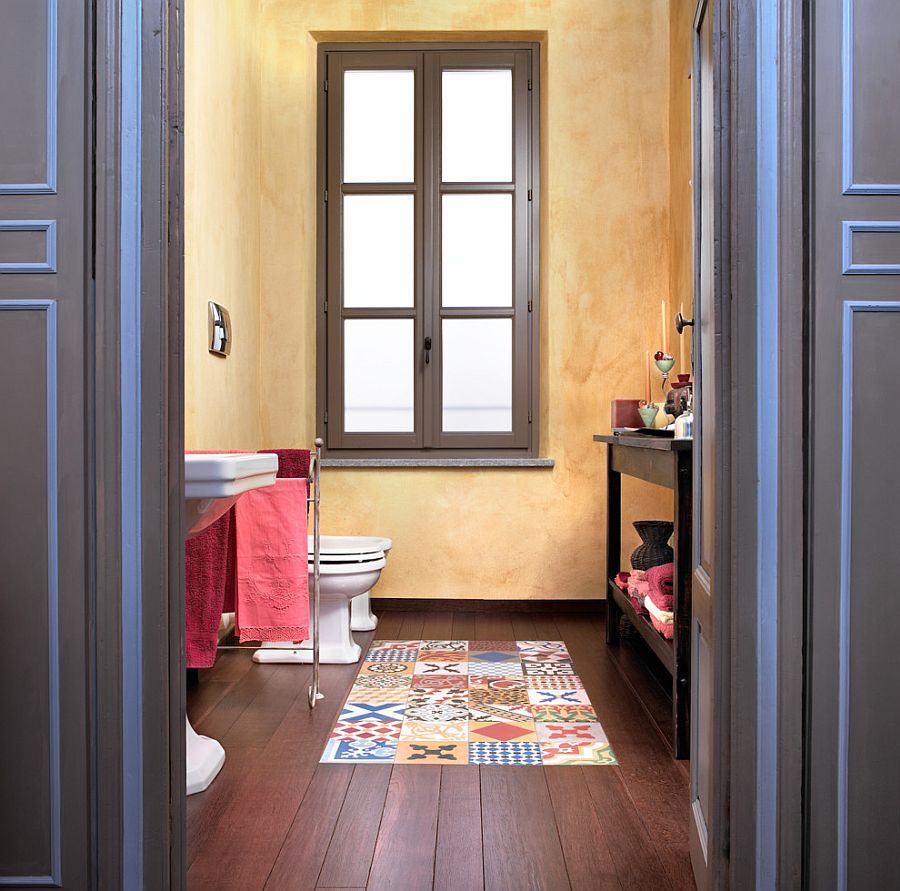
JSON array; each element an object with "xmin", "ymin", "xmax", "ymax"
[{"xmin": 594, "ymin": 434, "xmax": 692, "ymax": 759}]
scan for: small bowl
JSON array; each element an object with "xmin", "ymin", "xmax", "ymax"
[{"xmin": 638, "ymin": 405, "xmax": 659, "ymax": 427}]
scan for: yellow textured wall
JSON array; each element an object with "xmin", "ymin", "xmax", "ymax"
[
  {"xmin": 669, "ymin": 0, "xmax": 694, "ymax": 377},
  {"xmin": 184, "ymin": 0, "xmax": 263, "ymax": 450},
  {"xmin": 250, "ymin": 0, "xmax": 676, "ymax": 599}
]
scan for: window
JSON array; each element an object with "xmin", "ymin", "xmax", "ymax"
[{"xmin": 318, "ymin": 44, "xmax": 540, "ymax": 458}]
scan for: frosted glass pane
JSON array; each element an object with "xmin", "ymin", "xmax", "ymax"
[
  {"xmin": 343, "ymin": 195, "xmax": 414, "ymax": 308},
  {"xmin": 442, "ymin": 70, "xmax": 512, "ymax": 182},
  {"xmin": 442, "ymin": 319, "xmax": 512, "ymax": 432},
  {"xmin": 442, "ymin": 194, "xmax": 512, "ymax": 307},
  {"xmin": 344, "ymin": 70, "xmax": 414, "ymax": 183},
  {"xmin": 344, "ymin": 319, "xmax": 414, "ymax": 432}
]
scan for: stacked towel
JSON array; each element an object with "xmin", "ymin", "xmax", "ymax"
[
  {"xmin": 614, "ymin": 570, "xmax": 649, "ymax": 615},
  {"xmin": 644, "ymin": 563, "xmax": 674, "ymax": 638}
]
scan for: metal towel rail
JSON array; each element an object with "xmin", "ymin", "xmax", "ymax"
[{"xmin": 212, "ymin": 439, "xmax": 326, "ymax": 709}]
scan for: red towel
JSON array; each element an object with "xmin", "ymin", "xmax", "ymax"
[
  {"xmin": 259, "ymin": 448, "xmax": 310, "ymax": 481},
  {"xmin": 184, "ymin": 510, "xmax": 236, "ymax": 668},
  {"xmin": 234, "ymin": 478, "xmax": 310, "ymax": 643},
  {"xmin": 646, "ymin": 562, "xmax": 674, "ymax": 611}
]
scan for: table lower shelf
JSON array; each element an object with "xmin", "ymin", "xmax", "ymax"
[{"xmin": 607, "ymin": 580, "xmax": 674, "ymax": 675}]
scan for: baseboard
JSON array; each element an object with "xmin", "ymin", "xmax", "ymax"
[{"xmin": 371, "ymin": 597, "xmax": 604, "ymax": 614}]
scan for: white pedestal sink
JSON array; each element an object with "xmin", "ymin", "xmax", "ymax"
[{"xmin": 184, "ymin": 452, "xmax": 278, "ymax": 795}]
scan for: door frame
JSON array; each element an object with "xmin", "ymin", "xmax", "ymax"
[
  {"xmin": 120, "ymin": 1, "xmax": 810, "ymax": 888},
  {"xmin": 92, "ymin": 0, "xmax": 186, "ymax": 887},
  {"xmin": 722, "ymin": 0, "xmax": 807, "ymax": 887}
]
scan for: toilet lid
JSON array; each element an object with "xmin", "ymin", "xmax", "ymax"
[{"xmin": 308, "ymin": 535, "xmax": 393, "ymax": 557}]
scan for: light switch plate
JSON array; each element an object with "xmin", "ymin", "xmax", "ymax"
[{"xmin": 208, "ymin": 301, "xmax": 231, "ymax": 357}]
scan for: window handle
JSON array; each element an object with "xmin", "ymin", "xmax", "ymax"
[{"xmin": 424, "ymin": 335, "xmax": 432, "ymax": 365}]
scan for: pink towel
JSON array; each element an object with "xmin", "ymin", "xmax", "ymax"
[
  {"xmin": 184, "ymin": 509, "xmax": 236, "ymax": 668},
  {"xmin": 646, "ymin": 563, "xmax": 674, "ymax": 611},
  {"xmin": 233, "ymin": 478, "xmax": 310, "ymax": 643}
]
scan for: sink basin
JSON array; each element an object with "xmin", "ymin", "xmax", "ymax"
[
  {"xmin": 185, "ymin": 452, "xmax": 278, "ymax": 538},
  {"xmin": 184, "ymin": 451, "xmax": 279, "ymax": 795}
]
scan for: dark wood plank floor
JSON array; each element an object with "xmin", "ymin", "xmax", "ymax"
[{"xmin": 187, "ymin": 609, "xmax": 695, "ymax": 891}]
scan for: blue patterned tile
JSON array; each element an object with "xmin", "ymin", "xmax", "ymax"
[
  {"xmin": 468, "ymin": 741, "xmax": 543, "ymax": 765},
  {"xmin": 339, "ymin": 702, "xmax": 407, "ymax": 723},
  {"xmin": 320, "ymin": 738, "xmax": 398, "ymax": 763}
]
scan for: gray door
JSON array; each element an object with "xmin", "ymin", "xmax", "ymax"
[
  {"xmin": 689, "ymin": 2, "xmax": 716, "ymax": 888},
  {"xmin": 808, "ymin": 0, "xmax": 900, "ymax": 886},
  {"xmin": 0, "ymin": 0, "xmax": 90, "ymax": 885}
]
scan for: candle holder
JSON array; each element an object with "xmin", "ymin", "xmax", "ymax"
[
  {"xmin": 654, "ymin": 350, "xmax": 676, "ymax": 395},
  {"xmin": 638, "ymin": 401, "xmax": 659, "ymax": 428}
]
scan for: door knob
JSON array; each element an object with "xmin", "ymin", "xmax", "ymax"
[
  {"xmin": 675, "ymin": 311, "xmax": 694, "ymax": 334},
  {"xmin": 424, "ymin": 335, "xmax": 432, "ymax": 365}
]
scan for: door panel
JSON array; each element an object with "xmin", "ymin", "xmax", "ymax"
[
  {"xmin": 690, "ymin": 2, "xmax": 715, "ymax": 887},
  {"xmin": 0, "ymin": 0, "xmax": 89, "ymax": 885},
  {"xmin": 808, "ymin": 0, "xmax": 900, "ymax": 886}
]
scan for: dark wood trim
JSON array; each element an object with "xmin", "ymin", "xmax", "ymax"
[{"xmin": 371, "ymin": 597, "xmax": 604, "ymax": 614}]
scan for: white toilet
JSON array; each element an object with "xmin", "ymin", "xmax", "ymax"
[{"xmin": 253, "ymin": 535, "xmax": 392, "ymax": 665}]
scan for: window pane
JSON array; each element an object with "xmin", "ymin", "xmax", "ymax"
[
  {"xmin": 441, "ymin": 194, "xmax": 512, "ymax": 307},
  {"xmin": 344, "ymin": 70, "xmax": 414, "ymax": 183},
  {"xmin": 442, "ymin": 70, "xmax": 512, "ymax": 182},
  {"xmin": 343, "ymin": 195, "xmax": 414, "ymax": 308},
  {"xmin": 344, "ymin": 319, "xmax": 414, "ymax": 432},
  {"xmin": 442, "ymin": 319, "xmax": 512, "ymax": 432}
]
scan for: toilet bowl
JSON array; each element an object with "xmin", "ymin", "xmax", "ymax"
[{"xmin": 253, "ymin": 535, "xmax": 392, "ymax": 665}]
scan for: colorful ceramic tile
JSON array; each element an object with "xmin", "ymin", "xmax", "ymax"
[
  {"xmin": 539, "ymin": 741, "xmax": 617, "ymax": 766},
  {"xmin": 467, "ymin": 703, "xmax": 534, "ymax": 723},
  {"xmin": 467, "ymin": 660, "xmax": 522, "ymax": 678},
  {"xmin": 469, "ymin": 721, "xmax": 537, "ymax": 743},
  {"xmin": 518, "ymin": 652, "xmax": 573, "ymax": 663},
  {"xmin": 527, "ymin": 688, "xmax": 592, "ymax": 706},
  {"xmin": 395, "ymin": 742, "xmax": 468, "ymax": 764},
  {"xmin": 404, "ymin": 702, "xmax": 469, "ymax": 722},
  {"xmin": 521, "ymin": 660, "xmax": 576, "ymax": 677},
  {"xmin": 330, "ymin": 719, "xmax": 403, "ymax": 741},
  {"xmin": 468, "ymin": 676, "xmax": 528, "ymax": 690},
  {"xmin": 468, "ymin": 687, "xmax": 530, "ymax": 707},
  {"xmin": 407, "ymin": 686, "xmax": 467, "ymax": 702},
  {"xmin": 338, "ymin": 702, "xmax": 407, "ymax": 723},
  {"xmin": 525, "ymin": 675, "xmax": 584, "ymax": 690},
  {"xmin": 469, "ymin": 640, "xmax": 518, "ymax": 651},
  {"xmin": 399, "ymin": 721, "xmax": 468, "ymax": 742},
  {"xmin": 413, "ymin": 660, "xmax": 468, "ymax": 676},
  {"xmin": 366, "ymin": 648, "xmax": 420, "ymax": 662},
  {"xmin": 468, "ymin": 741, "xmax": 543, "ymax": 765},
  {"xmin": 469, "ymin": 650, "xmax": 521, "ymax": 663},
  {"xmin": 415, "ymin": 649, "xmax": 467, "ymax": 662},
  {"xmin": 369, "ymin": 640, "xmax": 421, "ymax": 651},
  {"xmin": 531, "ymin": 705, "xmax": 598, "ymax": 723},
  {"xmin": 517, "ymin": 640, "xmax": 569, "ymax": 654},
  {"xmin": 419, "ymin": 640, "xmax": 468, "ymax": 651},
  {"xmin": 411, "ymin": 675, "xmax": 468, "ymax": 690},
  {"xmin": 535, "ymin": 722, "xmax": 609, "ymax": 745},
  {"xmin": 359, "ymin": 661, "xmax": 416, "ymax": 676},
  {"xmin": 350, "ymin": 674, "xmax": 413, "ymax": 689},
  {"xmin": 347, "ymin": 686, "xmax": 412, "ymax": 705},
  {"xmin": 408, "ymin": 690, "xmax": 468, "ymax": 709},
  {"xmin": 321, "ymin": 739, "xmax": 398, "ymax": 763}
]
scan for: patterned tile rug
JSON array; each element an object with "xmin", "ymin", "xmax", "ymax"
[{"xmin": 320, "ymin": 640, "xmax": 617, "ymax": 766}]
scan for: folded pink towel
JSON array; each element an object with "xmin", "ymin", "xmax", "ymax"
[
  {"xmin": 646, "ymin": 562, "xmax": 674, "ymax": 611},
  {"xmin": 234, "ymin": 478, "xmax": 309, "ymax": 643},
  {"xmin": 615, "ymin": 570, "xmax": 649, "ymax": 615}
]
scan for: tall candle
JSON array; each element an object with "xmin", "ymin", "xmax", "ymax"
[
  {"xmin": 645, "ymin": 350, "xmax": 651, "ymax": 404},
  {"xmin": 661, "ymin": 300, "xmax": 669, "ymax": 354}
]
